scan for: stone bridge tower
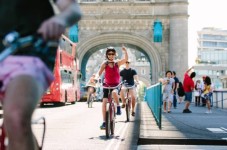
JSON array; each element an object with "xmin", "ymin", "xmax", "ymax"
[{"xmin": 76, "ymin": 0, "xmax": 188, "ymax": 84}]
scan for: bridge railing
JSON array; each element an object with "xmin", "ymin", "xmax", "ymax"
[
  {"xmin": 144, "ymin": 82, "xmax": 162, "ymax": 129},
  {"xmin": 212, "ymin": 89, "xmax": 227, "ymax": 109}
]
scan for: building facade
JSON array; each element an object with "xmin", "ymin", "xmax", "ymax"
[
  {"xmin": 76, "ymin": 0, "xmax": 189, "ymax": 84},
  {"xmin": 194, "ymin": 27, "xmax": 227, "ymax": 89}
]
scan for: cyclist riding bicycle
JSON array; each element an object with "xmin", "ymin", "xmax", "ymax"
[
  {"xmin": 96, "ymin": 46, "xmax": 128, "ymax": 129},
  {"xmin": 0, "ymin": 1, "xmax": 82, "ymax": 149},
  {"xmin": 86, "ymin": 74, "xmax": 97, "ymax": 103},
  {"xmin": 120, "ymin": 60, "xmax": 139, "ymax": 116}
]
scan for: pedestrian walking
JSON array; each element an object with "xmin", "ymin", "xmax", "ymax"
[
  {"xmin": 172, "ymin": 71, "xmax": 179, "ymax": 109},
  {"xmin": 162, "ymin": 71, "xmax": 175, "ymax": 113}
]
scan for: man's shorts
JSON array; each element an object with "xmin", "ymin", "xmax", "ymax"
[
  {"xmin": 87, "ymin": 86, "xmax": 96, "ymax": 93},
  {"xmin": 163, "ymin": 93, "xmax": 173, "ymax": 102},
  {"xmin": 0, "ymin": 56, "xmax": 54, "ymax": 101},
  {"xmin": 184, "ymin": 92, "xmax": 192, "ymax": 102}
]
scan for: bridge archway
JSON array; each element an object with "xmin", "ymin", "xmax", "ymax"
[{"xmin": 77, "ymin": 32, "xmax": 162, "ymax": 84}]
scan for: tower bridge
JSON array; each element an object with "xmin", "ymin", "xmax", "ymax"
[{"xmin": 76, "ymin": 0, "xmax": 189, "ymax": 83}]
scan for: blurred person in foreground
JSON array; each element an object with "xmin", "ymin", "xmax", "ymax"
[{"xmin": 0, "ymin": 0, "xmax": 82, "ymax": 149}]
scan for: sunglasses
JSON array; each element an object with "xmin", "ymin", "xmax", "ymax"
[
  {"xmin": 108, "ymin": 53, "xmax": 115, "ymax": 56},
  {"xmin": 126, "ymin": 62, "xmax": 130, "ymax": 64}
]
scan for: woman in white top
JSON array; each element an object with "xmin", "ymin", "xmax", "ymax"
[{"xmin": 194, "ymin": 80, "xmax": 202, "ymax": 106}]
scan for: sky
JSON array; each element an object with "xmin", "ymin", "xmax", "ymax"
[{"xmin": 188, "ymin": 0, "xmax": 227, "ymax": 66}]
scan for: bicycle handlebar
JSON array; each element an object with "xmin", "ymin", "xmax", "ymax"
[
  {"xmin": 103, "ymin": 80, "xmax": 126, "ymax": 89},
  {"xmin": 0, "ymin": 31, "xmax": 58, "ymax": 62},
  {"xmin": 123, "ymin": 85, "xmax": 135, "ymax": 89}
]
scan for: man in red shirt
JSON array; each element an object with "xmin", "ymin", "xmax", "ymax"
[{"xmin": 183, "ymin": 67, "xmax": 196, "ymax": 113}]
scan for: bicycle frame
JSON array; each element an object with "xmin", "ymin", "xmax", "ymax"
[{"xmin": 103, "ymin": 81, "xmax": 125, "ymax": 138}]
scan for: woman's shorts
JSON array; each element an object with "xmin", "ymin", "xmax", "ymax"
[
  {"xmin": 103, "ymin": 88, "xmax": 119, "ymax": 99},
  {"xmin": 163, "ymin": 93, "xmax": 173, "ymax": 102},
  {"xmin": 0, "ymin": 56, "xmax": 54, "ymax": 100}
]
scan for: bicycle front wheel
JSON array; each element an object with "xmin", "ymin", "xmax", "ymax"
[
  {"xmin": 126, "ymin": 99, "xmax": 131, "ymax": 122},
  {"xmin": 105, "ymin": 111, "xmax": 111, "ymax": 138},
  {"xmin": 110, "ymin": 104, "xmax": 115, "ymax": 135},
  {"xmin": 87, "ymin": 94, "xmax": 92, "ymax": 108}
]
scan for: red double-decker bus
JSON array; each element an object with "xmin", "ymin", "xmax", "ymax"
[{"xmin": 40, "ymin": 35, "xmax": 80, "ymax": 106}]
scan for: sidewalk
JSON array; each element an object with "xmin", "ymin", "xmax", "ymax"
[{"xmin": 138, "ymin": 101, "xmax": 227, "ymax": 146}]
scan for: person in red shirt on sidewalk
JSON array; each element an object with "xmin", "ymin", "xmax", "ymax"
[{"xmin": 183, "ymin": 67, "xmax": 196, "ymax": 113}]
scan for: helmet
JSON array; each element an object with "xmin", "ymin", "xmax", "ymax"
[{"xmin": 105, "ymin": 47, "xmax": 116, "ymax": 59}]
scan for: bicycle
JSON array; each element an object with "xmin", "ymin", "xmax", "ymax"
[
  {"xmin": 0, "ymin": 116, "xmax": 46, "ymax": 150},
  {"xmin": 86, "ymin": 79, "xmax": 98, "ymax": 108},
  {"xmin": 123, "ymin": 84, "xmax": 135, "ymax": 122},
  {"xmin": 87, "ymin": 88, "xmax": 96, "ymax": 108},
  {"xmin": 0, "ymin": 31, "xmax": 56, "ymax": 150},
  {"xmin": 103, "ymin": 81, "xmax": 125, "ymax": 138}
]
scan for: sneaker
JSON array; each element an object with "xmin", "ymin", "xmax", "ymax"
[
  {"xmin": 132, "ymin": 112, "xmax": 135, "ymax": 116},
  {"xmin": 121, "ymin": 104, "xmax": 126, "ymax": 108},
  {"xmin": 116, "ymin": 106, "xmax": 121, "ymax": 115},
  {"xmin": 183, "ymin": 109, "xmax": 192, "ymax": 113},
  {"xmin": 205, "ymin": 110, "xmax": 212, "ymax": 114},
  {"xmin": 100, "ymin": 122, "xmax": 106, "ymax": 130}
]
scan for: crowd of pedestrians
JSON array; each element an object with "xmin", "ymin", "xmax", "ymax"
[{"xmin": 160, "ymin": 67, "xmax": 214, "ymax": 114}]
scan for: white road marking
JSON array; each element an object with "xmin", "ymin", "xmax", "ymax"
[
  {"xmin": 105, "ymin": 122, "xmax": 128, "ymax": 150},
  {"xmin": 207, "ymin": 128, "xmax": 227, "ymax": 133},
  {"xmin": 220, "ymin": 127, "xmax": 227, "ymax": 132},
  {"xmin": 114, "ymin": 123, "xmax": 129, "ymax": 150}
]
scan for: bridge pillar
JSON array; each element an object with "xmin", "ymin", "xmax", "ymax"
[{"xmin": 169, "ymin": 0, "xmax": 189, "ymax": 80}]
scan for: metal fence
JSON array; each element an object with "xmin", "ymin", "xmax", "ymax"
[
  {"xmin": 145, "ymin": 82, "xmax": 162, "ymax": 129},
  {"xmin": 212, "ymin": 90, "xmax": 227, "ymax": 109}
]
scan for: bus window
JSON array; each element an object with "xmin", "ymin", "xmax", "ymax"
[
  {"xmin": 59, "ymin": 37, "xmax": 66, "ymax": 50},
  {"xmin": 61, "ymin": 70, "xmax": 73, "ymax": 84},
  {"xmin": 59, "ymin": 37, "xmax": 73, "ymax": 55}
]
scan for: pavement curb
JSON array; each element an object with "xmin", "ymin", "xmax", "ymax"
[
  {"xmin": 138, "ymin": 138, "xmax": 227, "ymax": 145},
  {"xmin": 138, "ymin": 101, "xmax": 227, "ymax": 146}
]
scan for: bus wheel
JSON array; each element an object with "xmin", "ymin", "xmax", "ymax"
[
  {"xmin": 71, "ymin": 92, "xmax": 77, "ymax": 104},
  {"xmin": 40, "ymin": 103, "xmax": 45, "ymax": 108},
  {"xmin": 55, "ymin": 102, "xmax": 65, "ymax": 106},
  {"xmin": 65, "ymin": 90, "xmax": 67, "ymax": 104}
]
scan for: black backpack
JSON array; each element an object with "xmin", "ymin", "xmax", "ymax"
[{"xmin": 177, "ymin": 82, "xmax": 185, "ymax": 96}]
